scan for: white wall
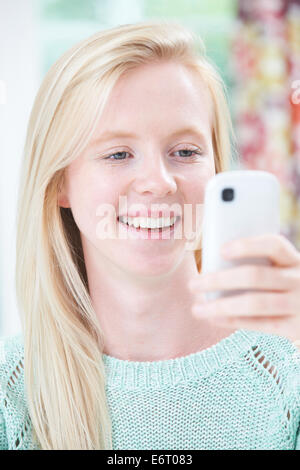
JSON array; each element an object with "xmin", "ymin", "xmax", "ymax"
[{"xmin": 0, "ymin": 0, "xmax": 40, "ymax": 336}]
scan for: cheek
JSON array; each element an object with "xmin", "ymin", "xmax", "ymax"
[
  {"xmin": 68, "ymin": 171, "xmax": 122, "ymax": 240},
  {"xmin": 187, "ymin": 168, "xmax": 214, "ymax": 202},
  {"xmin": 183, "ymin": 169, "xmax": 215, "ymax": 232},
  {"xmin": 64, "ymin": 170, "xmax": 94, "ymax": 222}
]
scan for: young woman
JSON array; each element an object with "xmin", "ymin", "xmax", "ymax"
[{"xmin": 0, "ymin": 20, "xmax": 299, "ymax": 450}]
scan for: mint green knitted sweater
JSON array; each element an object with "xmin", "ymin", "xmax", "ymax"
[{"xmin": 0, "ymin": 329, "xmax": 299, "ymax": 450}]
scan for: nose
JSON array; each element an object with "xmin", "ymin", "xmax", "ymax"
[{"xmin": 133, "ymin": 155, "xmax": 177, "ymax": 197}]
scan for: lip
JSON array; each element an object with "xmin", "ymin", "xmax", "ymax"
[
  {"xmin": 118, "ymin": 209, "xmax": 181, "ymax": 219},
  {"xmin": 117, "ymin": 216, "xmax": 181, "ymax": 240}
]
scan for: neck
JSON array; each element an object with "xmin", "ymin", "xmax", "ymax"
[{"xmin": 82, "ymin": 240, "xmax": 234, "ymax": 361}]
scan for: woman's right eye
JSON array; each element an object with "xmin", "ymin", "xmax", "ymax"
[{"xmin": 104, "ymin": 151, "xmax": 130, "ymax": 161}]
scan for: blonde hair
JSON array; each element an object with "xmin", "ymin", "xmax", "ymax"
[{"xmin": 15, "ymin": 20, "xmax": 236, "ymax": 449}]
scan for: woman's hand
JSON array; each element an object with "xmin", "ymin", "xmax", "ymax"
[{"xmin": 189, "ymin": 233, "xmax": 300, "ymax": 343}]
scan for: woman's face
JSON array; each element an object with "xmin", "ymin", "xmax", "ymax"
[{"xmin": 59, "ymin": 60, "xmax": 216, "ymax": 277}]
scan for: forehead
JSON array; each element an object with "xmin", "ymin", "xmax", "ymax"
[{"xmin": 95, "ymin": 61, "xmax": 214, "ymax": 136}]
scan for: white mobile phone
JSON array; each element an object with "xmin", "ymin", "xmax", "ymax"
[{"xmin": 201, "ymin": 170, "xmax": 281, "ymax": 301}]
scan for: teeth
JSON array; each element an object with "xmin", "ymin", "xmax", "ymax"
[{"xmin": 119, "ymin": 216, "xmax": 177, "ymax": 229}]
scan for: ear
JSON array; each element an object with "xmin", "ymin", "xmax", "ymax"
[{"xmin": 57, "ymin": 176, "xmax": 70, "ymax": 208}]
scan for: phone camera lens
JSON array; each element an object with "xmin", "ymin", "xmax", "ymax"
[{"xmin": 222, "ymin": 188, "xmax": 234, "ymax": 201}]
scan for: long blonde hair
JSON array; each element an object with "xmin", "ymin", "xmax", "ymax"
[{"xmin": 15, "ymin": 20, "xmax": 236, "ymax": 449}]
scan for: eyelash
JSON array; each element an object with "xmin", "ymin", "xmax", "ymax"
[{"xmin": 102, "ymin": 146, "xmax": 204, "ymax": 163}]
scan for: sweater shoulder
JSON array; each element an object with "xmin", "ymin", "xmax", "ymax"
[
  {"xmin": 242, "ymin": 330, "xmax": 300, "ymax": 447},
  {"xmin": 0, "ymin": 335, "xmax": 36, "ymax": 450},
  {"xmin": 0, "ymin": 334, "xmax": 24, "ymax": 399},
  {"xmin": 239, "ymin": 330, "xmax": 300, "ymax": 418},
  {"xmin": 241, "ymin": 329, "xmax": 300, "ymax": 368},
  {"xmin": 240, "ymin": 329, "xmax": 300, "ymax": 364},
  {"xmin": 0, "ymin": 333, "xmax": 24, "ymax": 357}
]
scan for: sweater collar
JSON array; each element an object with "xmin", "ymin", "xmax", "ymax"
[{"xmin": 102, "ymin": 329, "xmax": 261, "ymax": 389}]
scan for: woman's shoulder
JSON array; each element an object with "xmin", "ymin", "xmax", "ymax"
[
  {"xmin": 0, "ymin": 333, "xmax": 24, "ymax": 397},
  {"xmin": 0, "ymin": 334, "xmax": 34, "ymax": 450},
  {"xmin": 239, "ymin": 329, "xmax": 300, "ymax": 401},
  {"xmin": 240, "ymin": 329, "xmax": 300, "ymax": 370},
  {"xmin": 240, "ymin": 328, "xmax": 300, "ymax": 356},
  {"xmin": 0, "ymin": 333, "xmax": 24, "ymax": 365},
  {"xmin": 242, "ymin": 330, "xmax": 300, "ymax": 364}
]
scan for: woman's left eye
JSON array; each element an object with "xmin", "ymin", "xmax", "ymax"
[
  {"xmin": 103, "ymin": 147, "xmax": 203, "ymax": 162},
  {"xmin": 174, "ymin": 148, "xmax": 203, "ymax": 159}
]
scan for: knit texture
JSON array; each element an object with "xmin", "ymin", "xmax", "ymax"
[{"xmin": 0, "ymin": 329, "xmax": 299, "ymax": 450}]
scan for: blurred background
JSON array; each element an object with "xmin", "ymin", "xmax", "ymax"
[{"xmin": 0, "ymin": 0, "xmax": 299, "ymax": 336}]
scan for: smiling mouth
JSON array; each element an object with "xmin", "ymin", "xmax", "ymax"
[{"xmin": 117, "ymin": 216, "xmax": 180, "ymax": 232}]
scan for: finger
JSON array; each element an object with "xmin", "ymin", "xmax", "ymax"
[
  {"xmin": 221, "ymin": 234, "xmax": 300, "ymax": 268},
  {"xmin": 202, "ymin": 313, "xmax": 298, "ymax": 338},
  {"xmin": 190, "ymin": 264, "xmax": 300, "ymax": 293},
  {"xmin": 192, "ymin": 291, "xmax": 297, "ymax": 318}
]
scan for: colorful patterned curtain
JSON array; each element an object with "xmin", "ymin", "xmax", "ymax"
[{"xmin": 231, "ymin": 0, "xmax": 300, "ymax": 248}]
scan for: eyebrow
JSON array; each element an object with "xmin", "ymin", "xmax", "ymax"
[{"xmin": 90, "ymin": 126, "xmax": 208, "ymax": 146}]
